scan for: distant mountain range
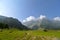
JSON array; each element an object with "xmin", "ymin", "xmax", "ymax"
[
  {"xmin": 0, "ymin": 15, "xmax": 60, "ymax": 30},
  {"xmin": 0, "ymin": 15, "xmax": 29, "ymax": 30},
  {"xmin": 23, "ymin": 17, "xmax": 60, "ymax": 30}
]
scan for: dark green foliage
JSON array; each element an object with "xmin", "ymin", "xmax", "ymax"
[
  {"xmin": 43, "ymin": 29, "xmax": 48, "ymax": 32},
  {"xmin": 0, "ymin": 23, "xmax": 3, "ymax": 29},
  {"xmin": 0, "ymin": 23, "xmax": 9, "ymax": 29},
  {"xmin": 5, "ymin": 24, "xmax": 9, "ymax": 29}
]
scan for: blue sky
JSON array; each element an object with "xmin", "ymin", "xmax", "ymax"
[{"xmin": 0, "ymin": 0, "xmax": 60, "ymax": 22}]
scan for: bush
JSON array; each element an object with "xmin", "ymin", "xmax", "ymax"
[{"xmin": 43, "ymin": 29, "xmax": 48, "ymax": 32}]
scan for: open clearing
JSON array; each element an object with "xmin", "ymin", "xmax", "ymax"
[{"xmin": 0, "ymin": 29, "xmax": 60, "ymax": 40}]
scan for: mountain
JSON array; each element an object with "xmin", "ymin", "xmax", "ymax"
[
  {"xmin": 23, "ymin": 18, "xmax": 60, "ymax": 30},
  {"xmin": 23, "ymin": 18, "xmax": 43, "ymax": 30},
  {"xmin": 0, "ymin": 15, "xmax": 29, "ymax": 30}
]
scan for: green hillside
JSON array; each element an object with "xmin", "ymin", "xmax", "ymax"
[{"xmin": 0, "ymin": 29, "xmax": 60, "ymax": 40}]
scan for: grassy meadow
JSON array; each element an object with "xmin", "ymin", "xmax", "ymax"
[{"xmin": 0, "ymin": 29, "xmax": 60, "ymax": 40}]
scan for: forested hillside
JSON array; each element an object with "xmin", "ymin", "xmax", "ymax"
[{"xmin": 0, "ymin": 16, "xmax": 28, "ymax": 30}]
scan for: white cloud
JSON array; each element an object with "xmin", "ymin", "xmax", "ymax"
[
  {"xmin": 22, "ymin": 16, "xmax": 36, "ymax": 22},
  {"xmin": 23, "ymin": 20, "xmax": 27, "ymax": 23},
  {"xmin": 53, "ymin": 17, "xmax": 60, "ymax": 21},
  {"xmin": 26, "ymin": 16, "xmax": 35, "ymax": 21},
  {"xmin": 22, "ymin": 15, "xmax": 47, "ymax": 23},
  {"xmin": 39, "ymin": 15, "xmax": 46, "ymax": 19}
]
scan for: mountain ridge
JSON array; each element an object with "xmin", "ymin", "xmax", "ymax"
[
  {"xmin": 23, "ymin": 17, "xmax": 60, "ymax": 30},
  {"xmin": 0, "ymin": 15, "xmax": 29, "ymax": 30}
]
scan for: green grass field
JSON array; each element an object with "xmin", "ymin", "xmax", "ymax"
[{"xmin": 0, "ymin": 29, "xmax": 60, "ymax": 40}]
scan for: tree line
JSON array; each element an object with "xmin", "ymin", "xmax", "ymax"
[{"xmin": 0, "ymin": 23, "xmax": 9, "ymax": 29}]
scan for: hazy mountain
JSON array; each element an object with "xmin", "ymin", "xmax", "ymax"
[
  {"xmin": 23, "ymin": 18, "xmax": 60, "ymax": 30},
  {"xmin": 0, "ymin": 15, "xmax": 28, "ymax": 30}
]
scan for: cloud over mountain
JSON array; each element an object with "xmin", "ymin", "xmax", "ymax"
[
  {"xmin": 22, "ymin": 15, "xmax": 60, "ymax": 30},
  {"xmin": 39, "ymin": 15, "xmax": 46, "ymax": 20},
  {"xmin": 53, "ymin": 17, "xmax": 60, "ymax": 21},
  {"xmin": 23, "ymin": 15, "xmax": 60, "ymax": 23},
  {"xmin": 22, "ymin": 15, "xmax": 46, "ymax": 23},
  {"xmin": 23, "ymin": 16, "xmax": 36, "ymax": 22}
]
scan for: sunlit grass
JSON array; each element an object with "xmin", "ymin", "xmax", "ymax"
[{"xmin": 0, "ymin": 29, "xmax": 60, "ymax": 40}]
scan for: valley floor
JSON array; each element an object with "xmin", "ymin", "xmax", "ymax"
[{"xmin": 0, "ymin": 29, "xmax": 60, "ymax": 40}]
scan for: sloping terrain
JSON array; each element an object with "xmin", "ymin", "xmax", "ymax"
[
  {"xmin": 0, "ymin": 29, "xmax": 60, "ymax": 40},
  {"xmin": 0, "ymin": 15, "xmax": 28, "ymax": 30}
]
